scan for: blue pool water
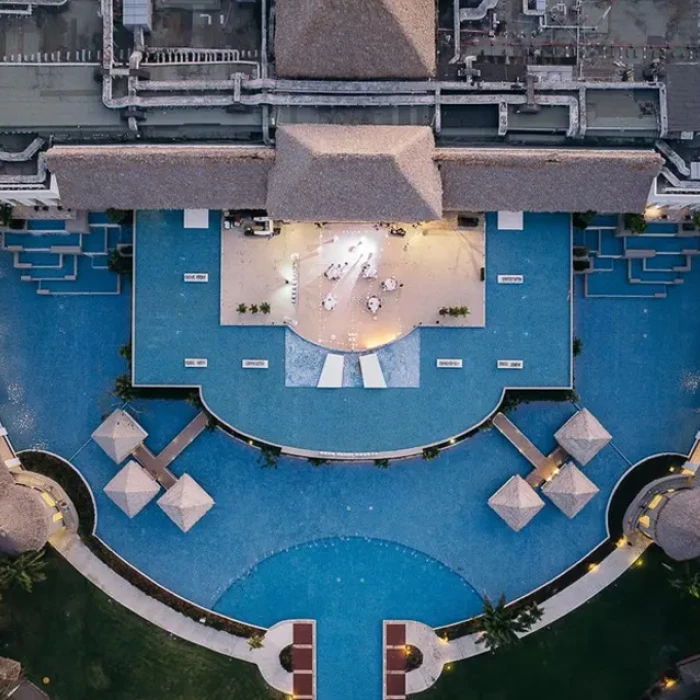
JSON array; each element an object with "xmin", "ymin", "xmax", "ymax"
[
  {"xmin": 133, "ymin": 210, "xmax": 571, "ymax": 452},
  {"xmin": 215, "ymin": 537, "xmax": 483, "ymax": 700}
]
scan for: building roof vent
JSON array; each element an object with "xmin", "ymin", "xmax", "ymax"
[{"xmin": 122, "ymin": 0, "xmax": 152, "ymax": 31}]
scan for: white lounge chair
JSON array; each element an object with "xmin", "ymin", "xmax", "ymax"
[
  {"xmin": 318, "ymin": 354, "xmax": 344, "ymax": 388},
  {"xmin": 359, "ymin": 353, "xmax": 387, "ymax": 389}
]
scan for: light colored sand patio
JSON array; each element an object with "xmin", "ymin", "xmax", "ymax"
[{"xmin": 220, "ymin": 218, "xmax": 485, "ymax": 351}]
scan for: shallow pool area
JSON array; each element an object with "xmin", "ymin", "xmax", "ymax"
[{"xmin": 214, "ymin": 537, "xmax": 483, "ymax": 700}]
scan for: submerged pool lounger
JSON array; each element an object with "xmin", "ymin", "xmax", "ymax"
[
  {"xmin": 318, "ymin": 354, "xmax": 344, "ymax": 388},
  {"xmin": 360, "ymin": 353, "xmax": 387, "ymax": 389}
]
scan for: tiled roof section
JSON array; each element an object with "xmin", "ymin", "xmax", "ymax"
[
  {"xmin": 665, "ymin": 63, "xmax": 700, "ymax": 132},
  {"xmin": 436, "ymin": 148, "xmax": 662, "ymax": 213},
  {"xmin": 274, "ymin": 0, "xmax": 435, "ymax": 79},
  {"xmin": 46, "ymin": 145, "xmax": 274, "ymax": 211},
  {"xmin": 267, "ymin": 125, "xmax": 442, "ymax": 222}
]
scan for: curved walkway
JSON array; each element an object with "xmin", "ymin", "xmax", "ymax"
[
  {"xmin": 52, "ymin": 533, "xmax": 295, "ymax": 695},
  {"xmin": 390, "ymin": 538, "xmax": 650, "ymax": 697}
]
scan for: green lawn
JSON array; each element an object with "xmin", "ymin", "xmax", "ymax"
[
  {"xmin": 418, "ymin": 546, "xmax": 698, "ymax": 700},
  {"xmin": 0, "ymin": 549, "xmax": 278, "ymax": 700},
  {"xmin": 0, "ymin": 546, "xmax": 696, "ymax": 700}
]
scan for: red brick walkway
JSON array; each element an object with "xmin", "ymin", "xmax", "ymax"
[
  {"xmin": 292, "ymin": 621, "xmax": 316, "ymax": 699},
  {"xmin": 384, "ymin": 622, "xmax": 407, "ymax": 700}
]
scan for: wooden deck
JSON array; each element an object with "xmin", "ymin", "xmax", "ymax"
[
  {"xmin": 492, "ymin": 413, "xmax": 567, "ymax": 488},
  {"xmin": 132, "ymin": 412, "xmax": 209, "ymax": 490}
]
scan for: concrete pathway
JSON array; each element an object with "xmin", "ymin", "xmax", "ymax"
[
  {"xmin": 385, "ymin": 539, "xmax": 650, "ymax": 698},
  {"xmin": 53, "ymin": 533, "xmax": 294, "ymax": 695}
]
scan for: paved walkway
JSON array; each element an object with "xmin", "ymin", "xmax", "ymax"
[
  {"xmin": 53, "ymin": 532, "xmax": 295, "ymax": 695},
  {"xmin": 384, "ymin": 539, "xmax": 650, "ymax": 698},
  {"xmin": 132, "ymin": 411, "xmax": 209, "ymax": 489},
  {"xmin": 492, "ymin": 413, "xmax": 564, "ymax": 486}
]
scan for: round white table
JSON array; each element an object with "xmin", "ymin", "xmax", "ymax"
[
  {"xmin": 361, "ymin": 263, "xmax": 377, "ymax": 279},
  {"xmin": 367, "ymin": 296, "xmax": 381, "ymax": 313},
  {"xmin": 322, "ymin": 293, "xmax": 337, "ymax": 311},
  {"xmin": 382, "ymin": 277, "xmax": 398, "ymax": 292}
]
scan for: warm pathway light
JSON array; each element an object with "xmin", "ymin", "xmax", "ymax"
[
  {"xmin": 42, "ymin": 677, "xmax": 50, "ymax": 685},
  {"xmin": 616, "ymin": 537, "xmax": 626, "ymax": 548},
  {"xmin": 588, "ymin": 563, "xmax": 599, "ymax": 572}
]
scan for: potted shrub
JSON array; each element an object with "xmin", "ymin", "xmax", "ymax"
[
  {"xmin": 250, "ymin": 304, "xmax": 259, "ymax": 314},
  {"xmin": 237, "ymin": 303, "xmax": 247, "ymax": 314},
  {"xmin": 260, "ymin": 302, "xmax": 271, "ymax": 314}
]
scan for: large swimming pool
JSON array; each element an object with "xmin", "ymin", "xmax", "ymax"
[
  {"xmin": 2, "ymin": 212, "xmax": 700, "ymax": 700},
  {"xmin": 214, "ymin": 537, "xmax": 483, "ymax": 700}
]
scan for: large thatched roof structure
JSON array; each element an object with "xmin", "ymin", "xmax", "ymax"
[
  {"xmin": 104, "ymin": 460, "xmax": 160, "ymax": 518},
  {"xmin": 653, "ymin": 488, "xmax": 700, "ymax": 561},
  {"xmin": 0, "ymin": 467, "xmax": 50, "ymax": 555},
  {"xmin": 157, "ymin": 474, "xmax": 214, "ymax": 532},
  {"xmin": 274, "ymin": 0, "xmax": 435, "ymax": 79},
  {"xmin": 267, "ymin": 125, "xmax": 442, "ymax": 222},
  {"xmin": 542, "ymin": 462, "xmax": 599, "ymax": 518},
  {"xmin": 437, "ymin": 148, "xmax": 662, "ymax": 213},
  {"xmin": 92, "ymin": 409, "xmax": 148, "ymax": 464},
  {"xmin": 554, "ymin": 408, "xmax": 611, "ymax": 465},
  {"xmin": 488, "ymin": 475, "xmax": 544, "ymax": 531},
  {"xmin": 47, "ymin": 145, "xmax": 273, "ymax": 211}
]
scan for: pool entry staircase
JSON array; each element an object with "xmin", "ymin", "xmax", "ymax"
[
  {"xmin": 574, "ymin": 215, "xmax": 700, "ymax": 299},
  {"xmin": 0, "ymin": 210, "xmax": 132, "ymax": 295}
]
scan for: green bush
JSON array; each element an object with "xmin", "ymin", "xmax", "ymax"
[
  {"xmin": 624, "ymin": 213, "xmax": 647, "ymax": 234},
  {"xmin": 105, "ymin": 209, "xmax": 133, "ymax": 226},
  {"xmin": 0, "ymin": 204, "xmax": 11, "ymax": 227},
  {"xmin": 374, "ymin": 458, "xmax": 390, "ymax": 468},
  {"xmin": 108, "ymin": 250, "xmax": 133, "ymax": 276},
  {"xmin": 260, "ymin": 302, "xmax": 271, "ymax": 314},
  {"xmin": 572, "ymin": 211, "xmax": 596, "ymax": 230},
  {"xmin": 237, "ymin": 303, "xmax": 247, "ymax": 313},
  {"xmin": 422, "ymin": 446, "xmax": 440, "ymax": 461},
  {"xmin": 573, "ymin": 337, "xmax": 583, "ymax": 357},
  {"xmin": 258, "ymin": 444, "xmax": 282, "ymax": 468},
  {"xmin": 114, "ymin": 374, "xmax": 136, "ymax": 402}
]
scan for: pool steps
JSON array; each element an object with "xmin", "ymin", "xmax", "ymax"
[{"xmin": 0, "ymin": 216, "xmax": 132, "ymax": 295}]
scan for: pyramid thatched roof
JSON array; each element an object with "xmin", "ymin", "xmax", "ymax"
[
  {"xmin": 92, "ymin": 409, "xmax": 148, "ymax": 464},
  {"xmin": 488, "ymin": 475, "xmax": 544, "ymax": 531},
  {"xmin": 554, "ymin": 409, "xmax": 611, "ymax": 465},
  {"xmin": 104, "ymin": 460, "xmax": 160, "ymax": 518},
  {"xmin": 654, "ymin": 488, "xmax": 700, "ymax": 561},
  {"xmin": 267, "ymin": 125, "xmax": 442, "ymax": 222},
  {"xmin": 157, "ymin": 474, "xmax": 214, "ymax": 532},
  {"xmin": 542, "ymin": 463, "xmax": 599, "ymax": 518},
  {"xmin": 274, "ymin": 0, "xmax": 436, "ymax": 79}
]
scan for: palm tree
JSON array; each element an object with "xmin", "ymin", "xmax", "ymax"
[
  {"xmin": 247, "ymin": 633, "xmax": 265, "ymax": 650},
  {"xmin": 476, "ymin": 595, "xmax": 543, "ymax": 650},
  {"xmin": 0, "ymin": 550, "xmax": 47, "ymax": 593},
  {"xmin": 260, "ymin": 302, "xmax": 271, "ymax": 314},
  {"xmin": 669, "ymin": 563, "xmax": 700, "ymax": 599}
]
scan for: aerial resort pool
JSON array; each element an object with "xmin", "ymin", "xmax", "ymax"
[{"xmin": 1, "ymin": 210, "xmax": 700, "ymax": 700}]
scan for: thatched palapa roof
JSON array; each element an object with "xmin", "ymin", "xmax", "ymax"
[
  {"xmin": 488, "ymin": 475, "xmax": 544, "ymax": 531},
  {"xmin": 274, "ymin": 0, "xmax": 435, "ymax": 79},
  {"xmin": 437, "ymin": 148, "xmax": 662, "ymax": 213},
  {"xmin": 92, "ymin": 409, "xmax": 148, "ymax": 464},
  {"xmin": 542, "ymin": 462, "xmax": 599, "ymax": 518},
  {"xmin": 554, "ymin": 408, "xmax": 611, "ymax": 465},
  {"xmin": 104, "ymin": 460, "xmax": 160, "ymax": 518},
  {"xmin": 267, "ymin": 125, "xmax": 442, "ymax": 222},
  {"xmin": 653, "ymin": 488, "xmax": 700, "ymax": 561},
  {"xmin": 157, "ymin": 474, "xmax": 214, "ymax": 532},
  {"xmin": 47, "ymin": 145, "xmax": 274, "ymax": 211},
  {"xmin": 0, "ymin": 466, "xmax": 50, "ymax": 556}
]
